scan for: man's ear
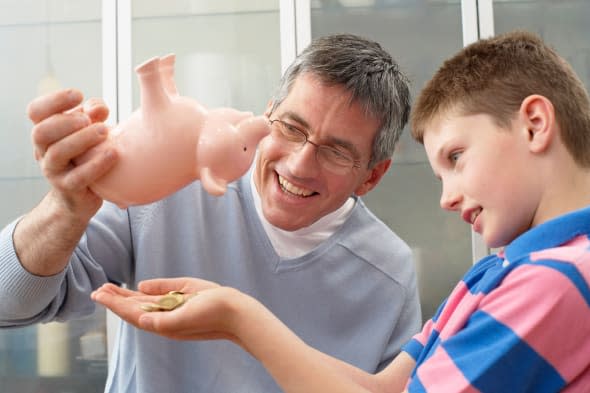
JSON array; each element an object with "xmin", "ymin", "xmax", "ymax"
[
  {"xmin": 354, "ymin": 159, "xmax": 391, "ymax": 196},
  {"xmin": 519, "ymin": 94, "xmax": 556, "ymax": 153},
  {"xmin": 264, "ymin": 100, "xmax": 274, "ymax": 117}
]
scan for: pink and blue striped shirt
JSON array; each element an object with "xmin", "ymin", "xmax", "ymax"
[{"xmin": 403, "ymin": 206, "xmax": 590, "ymax": 392}]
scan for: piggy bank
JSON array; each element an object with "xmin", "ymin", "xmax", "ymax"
[{"xmin": 75, "ymin": 54, "xmax": 270, "ymax": 208}]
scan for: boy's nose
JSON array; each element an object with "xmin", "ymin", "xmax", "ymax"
[{"xmin": 440, "ymin": 186, "xmax": 462, "ymax": 211}]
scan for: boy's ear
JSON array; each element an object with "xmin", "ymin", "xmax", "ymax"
[
  {"xmin": 354, "ymin": 159, "xmax": 391, "ymax": 196},
  {"xmin": 519, "ymin": 94, "xmax": 556, "ymax": 153}
]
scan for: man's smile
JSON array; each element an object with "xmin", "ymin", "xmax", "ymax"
[{"xmin": 278, "ymin": 175, "xmax": 316, "ymax": 197}]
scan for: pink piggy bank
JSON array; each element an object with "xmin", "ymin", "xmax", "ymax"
[{"xmin": 76, "ymin": 54, "xmax": 270, "ymax": 208}]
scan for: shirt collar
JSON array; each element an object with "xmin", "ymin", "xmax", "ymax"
[{"xmin": 504, "ymin": 205, "xmax": 590, "ymax": 262}]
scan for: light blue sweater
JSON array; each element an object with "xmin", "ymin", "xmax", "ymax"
[{"xmin": 0, "ymin": 173, "xmax": 421, "ymax": 393}]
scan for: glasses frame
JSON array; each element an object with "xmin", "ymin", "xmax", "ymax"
[{"xmin": 268, "ymin": 118, "xmax": 363, "ymax": 174}]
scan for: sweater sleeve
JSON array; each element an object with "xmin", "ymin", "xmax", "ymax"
[
  {"xmin": 0, "ymin": 202, "xmax": 134, "ymax": 326},
  {"xmin": 378, "ymin": 250, "xmax": 422, "ymax": 371},
  {"xmin": 0, "ymin": 218, "xmax": 67, "ymax": 325}
]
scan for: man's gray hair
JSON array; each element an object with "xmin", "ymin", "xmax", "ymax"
[{"xmin": 270, "ymin": 34, "xmax": 411, "ymax": 167}]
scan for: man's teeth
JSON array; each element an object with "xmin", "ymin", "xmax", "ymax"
[{"xmin": 278, "ymin": 175, "xmax": 314, "ymax": 197}]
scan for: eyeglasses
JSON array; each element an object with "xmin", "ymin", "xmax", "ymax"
[{"xmin": 268, "ymin": 118, "xmax": 362, "ymax": 175}]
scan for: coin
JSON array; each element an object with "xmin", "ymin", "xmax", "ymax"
[
  {"xmin": 157, "ymin": 293, "xmax": 182, "ymax": 310},
  {"xmin": 140, "ymin": 291, "xmax": 193, "ymax": 312},
  {"xmin": 139, "ymin": 303, "xmax": 162, "ymax": 312}
]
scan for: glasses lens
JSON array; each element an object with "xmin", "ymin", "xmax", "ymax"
[
  {"xmin": 270, "ymin": 119, "xmax": 358, "ymax": 174},
  {"xmin": 273, "ymin": 120, "xmax": 305, "ymax": 143},
  {"xmin": 317, "ymin": 147, "xmax": 355, "ymax": 174}
]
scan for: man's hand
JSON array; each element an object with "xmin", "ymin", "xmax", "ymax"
[
  {"xmin": 28, "ymin": 88, "xmax": 117, "ymax": 219},
  {"xmin": 12, "ymin": 89, "xmax": 119, "ymax": 277}
]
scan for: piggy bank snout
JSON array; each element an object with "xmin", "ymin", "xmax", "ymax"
[{"xmin": 236, "ymin": 115, "xmax": 271, "ymax": 143}]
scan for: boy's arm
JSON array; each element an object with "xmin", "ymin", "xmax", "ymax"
[
  {"xmin": 236, "ymin": 289, "xmax": 415, "ymax": 393},
  {"xmin": 91, "ymin": 278, "xmax": 416, "ymax": 393}
]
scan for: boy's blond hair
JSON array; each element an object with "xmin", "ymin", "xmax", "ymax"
[{"xmin": 411, "ymin": 30, "xmax": 590, "ymax": 167}]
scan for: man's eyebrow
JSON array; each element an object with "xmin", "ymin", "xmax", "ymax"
[{"xmin": 279, "ymin": 111, "xmax": 309, "ymax": 129}]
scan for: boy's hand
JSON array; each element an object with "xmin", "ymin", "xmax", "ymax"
[{"xmin": 91, "ymin": 278, "xmax": 245, "ymax": 344}]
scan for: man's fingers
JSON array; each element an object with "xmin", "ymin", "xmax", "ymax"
[
  {"xmin": 83, "ymin": 98, "xmax": 110, "ymax": 123},
  {"xmin": 32, "ymin": 112, "xmax": 92, "ymax": 155},
  {"xmin": 42, "ymin": 122, "xmax": 108, "ymax": 167},
  {"xmin": 40, "ymin": 122, "xmax": 113, "ymax": 188},
  {"xmin": 27, "ymin": 88, "xmax": 84, "ymax": 124},
  {"xmin": 54, "ymin": 147, "xmax": 117, "ymax": 192},
  {"xmin": 67, "ymin": 98, "xmax": 109, "ymax": 122}
]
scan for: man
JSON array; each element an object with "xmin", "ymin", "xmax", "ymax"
[{"xmin": 0, "ymin": 34, "xmax": 420, "ymax": 392}]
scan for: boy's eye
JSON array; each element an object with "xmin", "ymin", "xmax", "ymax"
[{"xmin": 449, "ymin": 151, "xmax": 462, "ymax": 163}]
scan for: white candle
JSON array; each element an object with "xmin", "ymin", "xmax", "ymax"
[{"xmin": 37, "ymin": 322, "xmax": 70, "ymax": 376}]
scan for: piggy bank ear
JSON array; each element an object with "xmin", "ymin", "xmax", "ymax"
[{"xmin": 200, "ymin": 167, "xmax": 228, "ymax": 196}]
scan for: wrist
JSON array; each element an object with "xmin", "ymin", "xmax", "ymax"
[
  {"xmin": 226, "ymin": 289, "xmax": 273, "ymax": 354},
  {"xmin": 13, "ymin": 189, "xmax": 98, "ymax": 276},
  {"xmin": 46, "ymin": 188, "xmax": 102, "ymax": 226}
]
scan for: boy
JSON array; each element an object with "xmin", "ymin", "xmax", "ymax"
[{"xmin": 92, "ymin": 30, "xmax": 590, "ymax": 392}]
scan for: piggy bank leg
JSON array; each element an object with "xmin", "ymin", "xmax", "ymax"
[
  {"xmin": 160, "ymin": 54, "xmax": 178, "ymax": 96},
  {"xmin": 135, "ymin": 56, "xmax": 161, "ymax": 77},
  {"xmin": 200, "ymin": 167, "xmax": 228, "ymax": 196},
  {"xmin": 135, "ymin": 57, "xmax": 171, "ymax": 122}
]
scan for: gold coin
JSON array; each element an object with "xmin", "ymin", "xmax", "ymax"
[
  {"xmin": 168, "ymin": 291, "xmax": 185, "ymax": 305},
  {"xmin": 156, "ymin": 295, "xmax": 180, "ymax": 310},
  {"xmin": 140, "ymin": 291, "xmax": 196, "ymax": 312},
  {"xmin": 140, "ymin": 303, "xmax": 162, "ymax": 312}
]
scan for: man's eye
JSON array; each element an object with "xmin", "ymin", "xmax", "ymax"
[
  {"xmin": 324, "ymin": 147, "xmax": 350, "ymax": 160},
  {"xmin": 282, "ymin": 122, "xmax": 301, "ymax": 135}
]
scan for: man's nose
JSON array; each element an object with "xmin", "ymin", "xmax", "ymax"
[{"xmin": 286, "ymin": 142, "xmax": 321, "ymax": 176}]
